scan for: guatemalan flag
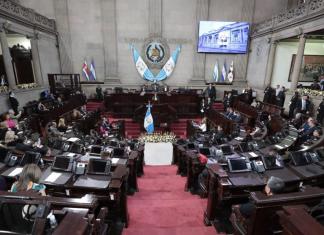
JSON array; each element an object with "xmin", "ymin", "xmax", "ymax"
[
  {"xmin": 221, "ymin": 61, "xmax": 227, "ymax": 83},
  {"xmin": 144, "ymin": 104, "xmax": 154, "ymax": 134},
  {"xmin": 89, "ymin": 59, "xmax": 97, "ymax": 81},
  {"xmin": 213, "ymin": 60, "xmax": 219, "ymax": 82},
  {"xmin": 82, "ymin": 60, "xmax": 90, "ymax": 81},
  {"xmin": 130, "ymin": 45, "xmax": 155, "ymax": 82},
  {"xmin": 155, "ymin": 45, "xmax": 181, "ymax": 81}
]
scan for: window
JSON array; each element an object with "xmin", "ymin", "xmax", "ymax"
[
  {"xmin": 0, "ymin": 42, "xmax": 8, "ymax": 93},
  {"xmin": 7, "ymin": 32, "xmax": 35, "ymax": 86}
]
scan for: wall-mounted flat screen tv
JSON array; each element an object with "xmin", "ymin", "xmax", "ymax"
[{"xmin": 198, "ymin": 21, "xmax": 250, "ymax": 54}]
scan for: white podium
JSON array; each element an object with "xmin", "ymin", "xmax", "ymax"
[{"xmin": 144, "ymin": 142, "xmax": 173, "ymax": 166}]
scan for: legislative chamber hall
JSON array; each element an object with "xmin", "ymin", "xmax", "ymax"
[{"xmin": 0, "ymin": 0, "xmax": 323, "ymax": 234}]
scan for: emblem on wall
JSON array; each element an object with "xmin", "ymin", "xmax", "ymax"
[
  {"xmin": 130, "ymin": 38, "xmax": 181, "ymax": 82},
  {"xmin": 142, "ymin": 38, "xmax": 170, "ymax": 69}
]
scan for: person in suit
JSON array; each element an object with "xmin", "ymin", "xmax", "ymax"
[
  {"xmin": 243, "ymin": 87, "xmax": 253, "ymax": 105},
  {"xmin": 296, "ymin": 95, "xmax": 311, "ymax": 115},
  {"xmin": 263, "ymin": 86, "xmax": 273, "ymax": 104},
  {"xmin": 226, "ymin": 107, "xmax": 235, "ymax": 120},
  {"xmin": 239, "ymin": 176, "xmax": 285, "ymax": 218},
  {"xmin": 204, "ymin": 83, "xmax": 216, "ymax": 102},
  {"xmin": 317, "ymin": 98, "xmax": 324, "ymax": 125},
  {"xmin": 276, "ymin": 86, "xmax": 286, "ymax": 107},
  {"xmin": 275, "ymin": 85, "xmax": 281, "ymax": 97},
  {"xmin": 299, "ymin": 117, "xmax": 318, "ymax": 142},
  {"xmin": 232, "ymin": 110, "xmax": 242, "ymax": 123},
  {"xmin": 289, "ymin": 92, "xmax": 300, "ymax": 119},
  {"xmin": 223, "ymin": 92, "xmax": 234, "ymax": 111},
  {"xmin": 320, "ymin": 75, "xmax": 324, "ymax": 91},
  {"xmin": 8, "ymin": 91, "xmax": 19, "ymax": 115}
]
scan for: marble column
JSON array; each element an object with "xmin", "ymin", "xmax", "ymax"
[
  {"xmin": 263, "ymin": 39, "xmax": 278, "ymax": 88},
  {"xmin": 30, "ymin": 34, "xmax": 43, "ymax": 86},
  {"xmin": 0, "ymin": 26, "xmax": 17, "ymax": 90},
  {"xmin": 149, "ymin": 0, "xmax": 162, "ymax": 37},
  {"xmin": 101, "ymin": 0, "xmax": 120, "ymax": 84},
  {"xmin": 290, "ymin": 34, "xmax": 306, "ymax": 91},
  {"xmin": 190, "ymin": 0, "xmax": 209, "ymax": 85}
]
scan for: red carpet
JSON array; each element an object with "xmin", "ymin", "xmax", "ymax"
[{"xmin": 123, "ymin": 166, "xmax": 219, "ymax": 235}]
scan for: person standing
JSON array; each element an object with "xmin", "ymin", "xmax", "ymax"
[
  {"xmin": 289, "ymin": 92, "xmax": 299, "ymax": 118},
  {"xmin": 204, "ymin": 83, "xmax": 216, "ymax": 103},
  {"xmin": 8, "ymin": 91, "xmax": 19, "ymax": 115},
  {"xmin": 296, "ymin": 95, "xmax": 311, "ymax": 115},
  {"xmin": 317, "ymin": 98, "xmax": 324, "ymax": 125},
  {"xmin": 276, "ymin": 86, "xmax": 286, "ymax": 107}
]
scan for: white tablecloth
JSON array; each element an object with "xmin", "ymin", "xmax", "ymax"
[{"xmin": 144, "ymin": 143, "xmax": 173, "ymax": 166}]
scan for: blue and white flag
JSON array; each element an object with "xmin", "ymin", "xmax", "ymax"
[
  {"xmin": 221, "ymin": 62, "xmax": 227, "ymax": 82},
  {"xmin": 155, "ymin": 45, "xmax": 181, "ymax": 81},
  {"xmin": 89, "ymin": 59, "xmax": 97, "ymax": 81},
  {"xmin": 144, "ymin": 104, "xmax": 154, "ymax": 134},
  {"xmin": 213, "ymin": 60, "xmax": 219, "ymax": 82},
  {"xmin": 130, "ymin": 45, "xmax": 155, "ymax": 82}
]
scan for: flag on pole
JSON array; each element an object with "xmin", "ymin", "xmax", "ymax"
[
  {"xmin": 227, "ymin": 61, "xmax": 234, "ymax": 83},
  {"xmin": 155, "ymin": 45, "xmax": 181, "ymax": 81},
  {"xmin": 221, "ymin": 61, "xmax": 227, "ymax": 82},
  {"xmin": 89, "ymin": 59, "xmax": 97, "ymax": 81},
  {"xmin": 213, "ymin": 60, "xmax": 219, "ymax": 82},
  {"xmin": 144, "ymin": 103, "xmax": 154, "ymax": 134},
  {"xmin": 130, "ymin": 44, "xmax": 155, "ymax": 82},
  {"xmin": 82, "ymin": 60, "xmax": 90, "ymax": 81}
]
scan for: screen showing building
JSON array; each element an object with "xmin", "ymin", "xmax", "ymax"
[{"xmin": 198, "ymin": 21, "xmax": 250, "ymax": 54}]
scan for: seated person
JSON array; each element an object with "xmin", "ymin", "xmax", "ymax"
[
  {"xmin": 71, "ymin": 109, "xmax": 82, "ymax": 120},
  {"xmin": 198, "ymin": 117, "xmax": 207, "ymax": 132},
  {"xmin": 214, "ymin": 125, "xmax": 225, "ymax": 139},
  {"xmin": 251, "ymin": 123, "xmax": 264, "ymax": 139},
  {"xmin": 308, "ymin": 128, "xmax": 322, "ymax": 142},
  {"xmin": 4, "ymin": 129, "xmax": 19, "ymax": 146},
  {"xmin": 291, "ymin": 113, "xmax": 306, "ymax": 129},
  {"xmin": 225, "ymin": 107, "xmax": 235, "ymax": 119},
  {"xmin": 99, "ymin": 117, "xmax": 111, "ymax": 136},
  {"xmin": 57, "ymin": 118, "xmax": 68, "ymax": 133},
  {"xmin": 232, "ymin": 110, "xmax": 242, "ymax": 123},
  {"xmin": 8, "ymin": 109, "xmax": 22, "ymax": 123},
  {"xmin": 0, "ymin": 112, "xmax": 18, "ymax": 131},
  {"xmin": 11, "ymin": 164, "xmax": 46, "ymax": 196},
  {"xmin": 239, "ymin": 176, "xmax": 285, "ymax": 218},
  {"xmin": 299, "ymin": 117, "xmax": 318, "ymax": 142},
  {"xmin": 37, "ymin": 102, "xmax": 48, "ymax": 112}
]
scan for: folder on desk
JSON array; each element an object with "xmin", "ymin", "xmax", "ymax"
[{"xmin": 73, "ymin": 175, "xmax": 110, "ymax": 189}]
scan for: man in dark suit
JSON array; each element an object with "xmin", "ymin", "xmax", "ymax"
[
  {"xmin": 317, "ymin": 98, "xmax": 324, "ymax": 125},
  {"xmin": 223, "ymin": 92, "xmax": 234, "ymax": 111},
  {"xmin": 239, "ymin": 176, "xmax": 285, "ymax": 218},
  {"xmin": 289, "ymin": 91, "xmax": 300, "ymax": 118},
  {"xmin": 263, "ymin": 86, "xmax": 273, "ymax": 104},
  {"xmin": 205, "ymin": 83, "xmax": 216, "ymax": 102},
  {"xmin": 276, "ymin": 86, "xmax": 286, "ymax": 107},
  {"xmin": 8, "ymin": 91, "xmax": 19, "ymax": 115},
  {"xmin": 296, "ymin": 95, "xmax": 311, "ymax": 115}
]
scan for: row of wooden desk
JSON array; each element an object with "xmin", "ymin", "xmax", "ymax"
[
  {"xmin": 0, "ymin": 143, "xmax": 145, "ymax": 234},
  {"xmin": 174, "ymin": 119, "xmax": 324, "ymax": 234}
]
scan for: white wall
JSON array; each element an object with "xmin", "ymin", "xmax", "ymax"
[{"xmin": 271, "ymin": 39, "xmax": 324, "ymax": 88}]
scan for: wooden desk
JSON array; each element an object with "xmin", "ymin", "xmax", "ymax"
[
  {"xmin": 203, "ymin": 163, "xmax": 303, "ymax": 227},
  {"xmin": 206, "ymin": 108, "xmax": 237, "ymax": 135},
  {"xmin": 246, "ymin": 187, "xmax": 324, "ymax": 235},
  {"xmin": 258, "ymin": 101, "xmax": 284, "ymax": 116},
  {"xmin": 104, "ymin": 92, "xmax": 202, "ymax": 119},
  {"xmin": 277, "ymin": 206, "xmax": 324, "ymax": 235}
]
